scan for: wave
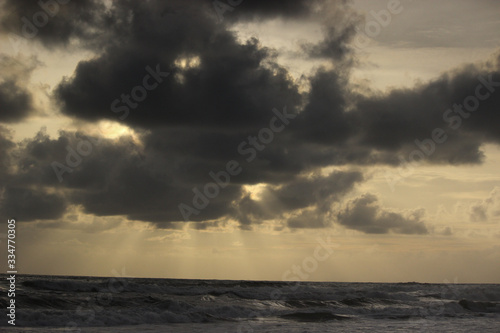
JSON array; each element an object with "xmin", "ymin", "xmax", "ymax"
[
  {"xmin": 2, "ymin": 274, "xmax": 500, "ymax": 327},
  {"xmin": 279, "ymin": 311, "xmax": 352, "ymax": 322},
  {"xmin": 459, "ymin": 299, "xmax": 500, "ymax": 313}
]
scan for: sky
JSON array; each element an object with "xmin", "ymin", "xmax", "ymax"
[{"xmin": 0, "ymin": 0, "xmax": 499, "ymax": 283}]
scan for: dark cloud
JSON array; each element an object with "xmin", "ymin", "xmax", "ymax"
[
  {"xmin": 337, "ymin": 193, "xmax": 428, "ymax": 234},
  {"xmin": 55, "ymin": 37, "xmax": 302, "ymax": 130},
  {"xmin": 0, "ymin": 126, "xmax": 15, "ymax": 182},
  {"xmin": 0, "ymin": 80, "xmax": 32, "ymax": 122},
  {"xmin": 230, "ymin": 171, "xmax": 363, "ymax": 229},
  {"xmin": 0, "ymin": 129, "xmax": 244, "ymax": 225},
  {"xmin": 300, "ymin": 23, "xmax": 356, "ymax": 60},
  {"xmin": 48, "ymin": 0, "xmax": 500, "ymax": 169},
  {"xmin": 299, "ymin": 2, "xmax": 360, "ymax": 60},
  {"xmin": 0, "ymin": 186, "xmax": 67, "ymax": 222},
  {"xmin": 0, "ymin": 54, "xmax": 39, "ymax": 123},
  {"xmin": 280, "ymin": 59, "xmax": 500, "ymax": 169},
  {"xmin": 228, "ymin": 0, "xmax": 361, "ymax": 62},
  {"xmin": 349, "ymin": 64, "xmax": 500, "ymax": 164},
  {"xmin": 291, "ymin": 68, "xmax": 352, "ymax": 144},
  {"xmin": 2, "ymin": 123, "xmax": 364, "ymax": 227},
  {"xmin": 0, "ymin": 0, "xmax": 108, "ymax": 48},
  {"xmin": 1, "ymin": 0, "xmax": 500, "ymax": 233},
  {"xmin": 272, "ymin": 171, "xmax": 363, "ymax": 212}
]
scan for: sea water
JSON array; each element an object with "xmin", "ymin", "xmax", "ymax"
[{"xmin": 1, "ymin": 274, "xmax": 499, "ymax": 332}]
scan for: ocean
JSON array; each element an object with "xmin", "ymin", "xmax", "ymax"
[{"xmin": 1, "ymin": 274, "xmax": 499, "ymax": 332}]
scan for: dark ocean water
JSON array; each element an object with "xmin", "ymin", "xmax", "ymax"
[{"xmin": 1, "ymin": 274, "xmax": 500, "ymax": 332}]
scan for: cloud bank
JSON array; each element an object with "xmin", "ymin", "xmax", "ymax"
[{"xmin": 1, "ymin": 0, "xmax": 499, "ymax": 235}]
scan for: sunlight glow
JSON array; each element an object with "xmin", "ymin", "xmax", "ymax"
[
  {"xmin": 174, "ymin": 55, "xmax": 201, "ymax": 70},
  {"xmin": 243, "ymin": 183, "xmax": 268, "ymax": 200},
  {"xmin": 77, "ymin": 120, "xmax": 143, "ymax": 144}
]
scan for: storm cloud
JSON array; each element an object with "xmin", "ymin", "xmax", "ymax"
[
  {"xmin": 0, "ymin": 0, "xmax": 108, "ymax": 48},
  {"xmin": 0, "ymin": 54, "xmax": 39, "ymax": 123},
  {"xmin": 0, "ymin": 0, "xmax": 499, "ymax": 235},
  {"xmin": 230, "ymin": 171, "xmax": 363, "ymax": 229},
  {"xmin": 337, "ymin": 194, "xmax": 428, "ymax": 234}
]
